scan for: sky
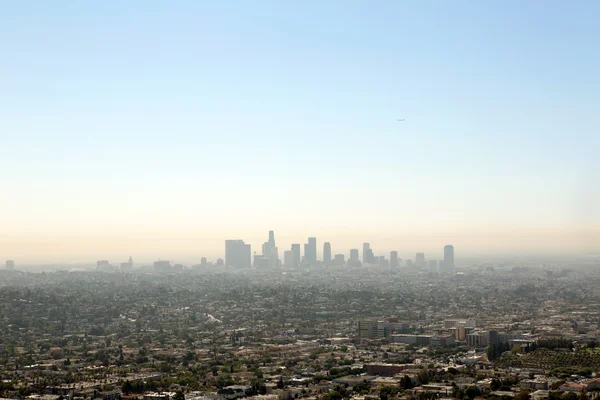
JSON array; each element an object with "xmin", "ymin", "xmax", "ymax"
[{"xmin": 1, "ymin": 1, "xmax": 599, "ymax": 263}]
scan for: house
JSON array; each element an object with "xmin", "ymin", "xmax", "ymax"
[{"xmin": 558, "ymin": 383, "xmax": 585, "ymax": 393}]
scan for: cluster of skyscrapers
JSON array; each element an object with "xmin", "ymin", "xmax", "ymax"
[{"xmin": 225, "ymin": 231, "xmax": 455, "ymax": 272}]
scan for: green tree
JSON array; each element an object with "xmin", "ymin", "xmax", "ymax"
[
  {"xmin": 173, "ymin": 390, "xmax": 185, "ymax": 400},
  {"xmin": 491, "ymin": 379, "xmax": 501, "ymax": 391},
  {"xmin": 465, "ymin": 386, "xmax": 481, "ymax": 399},
  {"xmin": 515, "ymin": 390, "xmax": 531, "ymax": 400}
]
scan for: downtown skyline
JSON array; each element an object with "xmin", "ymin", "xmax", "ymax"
[{"xmin": 1, "ymin": 1, "xmax": 599, "ymax": 263}]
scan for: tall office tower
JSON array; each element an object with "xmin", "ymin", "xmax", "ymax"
[
  {"xmin": 268, "ymin": 230, "xmax": 275, "ymax": 245},
  {"xmin": 323, "ymin": 242, "xmax": 332, "ymax": 264},
  {"xmin": 334, "ymin": 254, "xmax": 345, "ymax": 265},
  {"xmin": 304, "ymin": 237, "xmax": 317, "ymax": 264},
  {"xmin": 291, "ymin": 244, "xmax": 301, "ymax": 267},
  {"xmin": 378, "ymin": 255, "xmax": 388, "ymax": 267},
  {"xmin": 5, "ymin": 260, "xmax": 15, "ymax": 270},
  {"xmin": 363, "ymin": 243, "xmax": 371, "ymax": 264},
  {"xmin": 284, "ymin": 250, "xmax": 295, "ymax": 267},
  {"xmin": 444, "ymin": 245, "xmax": 455, "ymax": 270},
  {"xmin": 350, "ymin": 249, "xmax": 359, "ymax": 262},
  {"xmin": 390, "ymin": 251, "xmax": 398, "ymax": 268},
  {"xmin": 261, "ymin": 230, "xmax": 279, "ymax": 268},
  {"xmin": 415, "ymin": 253, "xmax": 426, "ymax": 268},
  {"xmin": 225, "ymin": 240, "xmax": 252, "ymax": 269}
]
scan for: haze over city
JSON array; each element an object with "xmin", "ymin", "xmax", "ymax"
[
  {"xmin": 1, "ymin": 1, "xmax": 599, "ymax": 264},
  {"xmin": 4, "ymin": 3, "xmax": 600, "ymax": 400}
]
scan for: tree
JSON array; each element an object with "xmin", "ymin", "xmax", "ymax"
[
  {"xmin": 515, "ymin": 390, "xmax": 531, "ymax": 400},
  {"xmin": 401, "ymin": 375, "xmax": 413, "ymax": 390},
  {"xmin": 418, "ymin": 369, "xmax": 430, "ymax": 385},
  {"xmin": 277, "ymin": 376, "xmax": 284, "ymax": 389},
  {"xmin": 465, "ymin": 386, "xmax": 481, "ymax": 399},
  {"xmin": 173, "ymin": 390, "xmax": 185, "ymax": 400},
  {"xmin": 490, "ymin": 379, "xmax": 501, "ymax": 391}
]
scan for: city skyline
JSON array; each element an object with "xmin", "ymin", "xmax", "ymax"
[{"xmin": 1, "ymin": 1, "xmax": 599, "ymax": 262}]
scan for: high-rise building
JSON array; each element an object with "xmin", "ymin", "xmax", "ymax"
[
  {"xmin": 390, "ymin": 251, "xmax": 398, "ymax": 268},
  {"xmin": 334, "ymin": 254, "xmax": 345, "ymax": 265},
  {"xmin": 225, "ymin": 240, "xmax": 252, "ymax": 269},
  {"xmin": 416, "ymin": 253, "xmax": 426, "ymax": 268},
  {"xmin": 5, "ymin": 260, "xmax": 15, "ymax": 270},
  {"xmin": 350, "ymin": 249, "xmax": 359, "ymax": 262},
  {"xmin": 362, "ymin": 243, "xmax": 371, "ymax": 264},
  {"xmin": 291, "ymin": 244, "xmax": 301, "ymax": 267},
  {"xmin": 378, "ymin": 255, "xmax": 388, "ymax": 267},
  {"xmin": 304, "ymin": 237, "xmax": 317, "ymax": 264},
  {"xmin": 444, "ymin": 245, "xmax": 455, "ymax": 270},
  {"xmin": 284, "ymin": 250, "xmax": 295, "ymax": 267},
  {"xmin": 323, "ymin": 242, "xmax": 332, "ymax": 264},
  {"xmin": 261, "ymin": 230, "xmax": 279, "ymax": 268}
]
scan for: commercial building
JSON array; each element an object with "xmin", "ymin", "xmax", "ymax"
[
  {"xmin": 358, "ymin": 320, "xmax": 411, "ymax": 339},
  {"xmin": 261, "ymin": 230, "xmax": 278, "ymax": 268},
  {"xmin": 304, "ymin": 237, "xmax": 317, "ymax": 265},
  {"xmin": 466, "ymin": 331, "xmax": 489, "ymax": 348},
  {"xmin": 390, "ymin": 251, "xmax": 398, "ymax": 268},
  {"xmin": 291, "ymin": 244, "xmax": 301, "ymax": 267},
  {"xmin": 153, "ymin": 260, "xmax": 171, "ymax": 273},
  {"xmin": 323, "ymin": 242, "xmax": 332, "ymax": 264},
  {"xmin": 5, "ymin": 260, "xmax": 15, "ymax": 270},
  {"xmin": 415, "ymin": 253, "xmax": 426, "ymax": 268},
  {"xmin": 444, "ymin": 245, "xmax": 455, "ymax": 270},
  {"xmin": 349, "ymin": 249, "xmax": 360, "ymax": 266},
  {"xmin": 431, "ymin": 334, "xmax": 456, "ymax": 348},
  {"xmin": 225, "ymin": 240, "xmax": 252, "ymax": 269},
  {"xmin": 333, "ymin": 254, "xmax": 345, "ymax": 265},
  {"xmin": 284, "ymin": 250, "xmax": 295, "ymax": 267}
]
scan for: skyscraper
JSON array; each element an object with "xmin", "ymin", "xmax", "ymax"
[
  {"xmin": 304, "ymin": 237, "xmax": 317, "ymax": 264},
  {"xmin": 261, "ymin": 230, "xmax": 278, "ymax": 268},
  {"xmin": 291, "ymin": 244, "xmax": 301, "ymax": 267},
  {"xmin": 390, "ymin": 251, "xmax": 398, "ymax": 268},
  {"xmin": 284, "ymin": 250, "xmax": 294, "ymax": 267},
  {"xmin": 416, "ymin": 253, "xmax": 426, "ymax": 268},
  {"xmin": 444, "ymin": 245, "xmax": 455, "ymax": 270},
  {"xmin": 362, "ymin": 243, "xmax": 371, "ymax": 264},
  {"xmin": 5, "ymin": 260, "xmax": 15, "ymax": 270},
  {"xmin": 225, "ymin": 239, "xmax": 252, "ymax": 269},
  {"xmin": 350, "ymin": 249, "xmax": 359, "ymax": 262},
  {"xmin": 323, "ymin": 242, "xmax": 332, "ymax": 264}
]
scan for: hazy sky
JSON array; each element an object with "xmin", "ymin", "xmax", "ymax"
[{"xmin": 1, "ymin": 1, "xmax": 599, "ymax": 263}]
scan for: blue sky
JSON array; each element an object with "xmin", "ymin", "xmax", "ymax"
[{"xmin": 1, "ymin": 1, "xmax": 599, "ymax": 261}]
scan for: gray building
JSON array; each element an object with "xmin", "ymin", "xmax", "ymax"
[
  {"xmin": 390, "ymin": 251, "xmax": 398, "ymax": 268},
  {"xmin": 444, "ymin": 245, "xmax": 455, "ymax": 270},
  {"xmin": 225, "ymin": 240, "xmax": 251, "ymax": 269},
  {"xmin": 304, "ymin": 237, "xmax": 317, "ymax": 264},
  {"xmin": 291, "ymin": 243, "xmax": 301, "ymax": 267},
  {"xmin": 323, "ymin": 242, "xmax": 332, "ymax": 264}
]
